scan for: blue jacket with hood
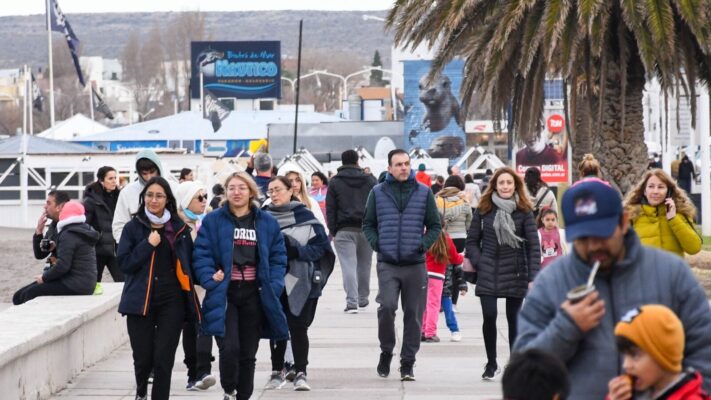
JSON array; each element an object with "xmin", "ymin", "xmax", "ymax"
[{"xmin": 192, "ymin": 205, "xmax": 288, "ymax": 340}]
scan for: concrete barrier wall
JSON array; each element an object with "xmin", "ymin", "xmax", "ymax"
[{"xmin": 0, "ymin": 283, "xmax": 127, "ymax": 400}]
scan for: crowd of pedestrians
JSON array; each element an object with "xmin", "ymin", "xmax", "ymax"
[{"xmin": 16, "ymin": 147, "xmax": 711, "ymax": 399}]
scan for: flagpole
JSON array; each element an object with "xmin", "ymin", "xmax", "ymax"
[
  {"xmin": 89, "ymin": 84, "xmax": 95, "ymax": 121},
  {"xmin": 46, "ymin": 0, "xmax": 55, "ymax": 127},
  {"xmin": 23, "ymin": 65, "xmax": 28, "ymax": 134},
  {"xmin": 28, "ymin": 67, "xmax": 34, "ymax": 135}
]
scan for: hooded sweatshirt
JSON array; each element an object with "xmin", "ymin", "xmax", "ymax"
[
  {"xmin": 325, "ymin": 165, "xmax": 377, "ymax": 234},
  {"xmin": 111, "ymin": 150, "xmax": 178, "ymax": 243}
]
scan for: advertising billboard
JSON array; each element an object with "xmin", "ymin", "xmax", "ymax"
[
  {"xmin": 514, "ymin": 107, "xmax": 570, "ymax": 184},
  {"xmin": 403, "ymin": 60, "xmax": 466, "ymax": 163},
  {"xmin": 190, "ymin": 41, "xmax": 281, "ymax": 99}
]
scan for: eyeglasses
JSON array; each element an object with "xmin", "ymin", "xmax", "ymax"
[
  {"xmin": 145, "ymin": 193, "xmax": 166, "ymax": 201},
  {"xmin": 267, "ymin": 187, "xmax": 287, "ymax": 196},
  {"xmin": 194, "ymin": 194, "xmax": 207, "ymax": 202}
]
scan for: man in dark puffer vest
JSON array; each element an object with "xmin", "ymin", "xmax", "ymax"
[{"xmin": 362, "ymin": 149, "xmax": 441, "ymax": 382}]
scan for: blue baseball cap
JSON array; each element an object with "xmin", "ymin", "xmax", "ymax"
[{"xmin": 562, "ymin": 179, "xmax": 623, "ymax": 242}]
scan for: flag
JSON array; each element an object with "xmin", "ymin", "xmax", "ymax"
[
  {"xmin": 92, "ymin": 86, "xmax": 114, "ymax": 120},
  {"xmin": 31, "ymin": 72, "xmax": 44, "ymax": 112},
  {"xmin": 48, "ymin": 0, "xmax": 85, "ymax": 87},
  {"xmin": 204, "ymin": 90, "xmax": 230, "ymax": 132}
]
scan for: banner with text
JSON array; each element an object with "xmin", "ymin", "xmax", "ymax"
[
  {"xmin": 514, "ymin": 107, "xmax": 570, "ymax": 184},
  {"xmin": 191, "ymin": 41, "xmax": 281, "ymax": 99}
]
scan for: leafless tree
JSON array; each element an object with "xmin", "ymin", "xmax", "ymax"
[{"xmin": 121, "ymin": 24, "xmax": 166, "ymax": 122}]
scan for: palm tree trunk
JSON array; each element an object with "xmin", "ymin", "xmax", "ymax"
[{"xmin": 573, "ymin": 62, "xmax": 648, "ymax": 193}]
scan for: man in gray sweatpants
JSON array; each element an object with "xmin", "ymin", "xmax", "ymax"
[
  {"xmin": 327, "ymin": 149, "xmax": 377, "ymax": 313},
  {"xmin": 362, "ymin": 149, "xmax": 441, "ymax": 381}
]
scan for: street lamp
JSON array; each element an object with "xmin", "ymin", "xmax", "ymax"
[
  {"xmin": 281, "ymin": 77, "xmax": 296, "ymax": 94},
  {"xmin": 362, "ymin": 15, "xmax": 385, "ymax": 22}
]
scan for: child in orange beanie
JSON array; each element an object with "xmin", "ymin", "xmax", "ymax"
[{"xmin": 607, "ymin": 304, "xmax": 710, "ymax": 400}]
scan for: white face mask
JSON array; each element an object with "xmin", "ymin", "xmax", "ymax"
[{"xmin": 654, "ymin": 157, "xmax": 660, "ymax": 162}]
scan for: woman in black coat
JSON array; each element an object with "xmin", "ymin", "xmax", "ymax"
[
  {"xmin": 117, "ymin": 177, "xmax": 201, "ymax": 400},
  {"xmin": 465, "ymin": 167, "xmax": 540, "ymax": 380},
  {"xmin": 84, "ymin": 166, "xmax": 122, "ymax": 282}
]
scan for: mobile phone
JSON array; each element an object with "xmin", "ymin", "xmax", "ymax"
[{"xmin": 666, "ymin": 188, "xmax": 673, "ymax": 212}]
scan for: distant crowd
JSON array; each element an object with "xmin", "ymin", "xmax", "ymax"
[{"xmin": 15, "ymin": 148, "xmax": 711, "ymax": 400}]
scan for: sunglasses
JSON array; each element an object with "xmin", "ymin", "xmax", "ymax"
[{"xmin": 195, "ymin": 194, "xmax": 208, "ymax": 202}]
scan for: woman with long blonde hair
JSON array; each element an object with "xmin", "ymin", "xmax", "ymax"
[
  {"xmin": 465, "ymin": 167, "xmax": 540, "ymax": 380},
  {"xmin": 623, "ymin": 169, "xmax": 701, "ymax": 257}
]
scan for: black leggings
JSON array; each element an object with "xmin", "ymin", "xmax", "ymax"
[
  {"xmin": 13, "ymin": 280, "xmax": 78, "ymax": 305},
  {"xmin": 451, "ymin": 238, "xmax": 466, "ymax": 305},
  {"xmin": 479, "ymin": 296, "xmax": 523, "ymax": 365},
  {"xmin": 96, "ymin": 254, "xmax": 124, "ymax": 282},
  {"xmin": 270, "ymin": 295, "xmax": 319, "ymax": 373}
]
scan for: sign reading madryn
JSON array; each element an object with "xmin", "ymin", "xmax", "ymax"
[{"xmin": 191, "ymin": 41, "xmax": 281, "ymax": 99}]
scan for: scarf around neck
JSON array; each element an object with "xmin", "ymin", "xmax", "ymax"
[
  {"xmin": 491, "ymin": 192, "xmax": 525, "ymax": 248},
  {"xmin": 145, "ymin": 207, "xmax": 171, "ymax": 225}
]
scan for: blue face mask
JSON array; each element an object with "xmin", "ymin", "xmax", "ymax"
[{"xmin": 183, "ymin": 208, "xmax": 205, "ymax": 222}]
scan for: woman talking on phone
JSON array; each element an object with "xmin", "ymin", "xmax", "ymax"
[
  {"xmin": 192, "ymin": 172, "xmax": 288, "ymax": 400},
  {"xmin": 117, "ymin": 177, "xmax": 201, "ymax": 400},
  {"xmin": 623, "ymin": 169, "xmax": 702, "ymax": 257}
]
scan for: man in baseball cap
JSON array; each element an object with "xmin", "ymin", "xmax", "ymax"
[{"xmin": 513, "ymin": 179, "xmax": 711, "ymax": 399}]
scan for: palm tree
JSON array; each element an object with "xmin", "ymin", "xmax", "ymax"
[{"xmin": 387, "ymin": 1, "xmax": 711, "ymax": 192}]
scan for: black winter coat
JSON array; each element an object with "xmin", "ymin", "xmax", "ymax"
[
  {"xmin": 465, "ymin": 206, "xmax": 540, "ymax": 298},
  {"xmin": 41, "ymin": 222, "xmax": 99, "ymax": 294},
  {"xmin": 83, "ymin": 182, "xmax": 119, "ymax": 257},
  {"xmin": 325, "ymin": 165, "xmax": 377, "ymax": 234},
  {"xmin": 117, "ymin": 213, "xmax": 201, "ymax": 321}
]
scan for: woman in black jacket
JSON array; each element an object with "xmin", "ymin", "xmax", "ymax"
[
  {"xmin": 117, "ymin": 177, "xmax": 201, "ymax": 400},
  {"xmin": 84, "ymin": 166, "xmax": 122, "ymax": 283},
  {"xmin": 465, "ymin": 167, "xmax": 540, "ymax": 380}
]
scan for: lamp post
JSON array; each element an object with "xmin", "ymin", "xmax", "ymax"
[{"xmin": 281, "ymin": 77, "xmax": 296, "ymax": 95}]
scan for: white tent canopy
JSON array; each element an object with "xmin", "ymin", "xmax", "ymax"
[
  {"xmin": 73, "ymin": 110, "xmax": 345, "ymax": 142},
  {"xmin": 37, "ymin": 114, "xmax": 109, "ymax": 141}
]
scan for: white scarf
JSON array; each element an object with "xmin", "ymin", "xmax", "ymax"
[{"xmin": 145, "ymin": 207, "xmax": 171, "ymax": 225}]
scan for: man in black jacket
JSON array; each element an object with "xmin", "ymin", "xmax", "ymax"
[
  {"xmin": 15, "ymin": 200, "xmax": 98, "ymax": 304},
  {"xmin": 326, "ymin": 150, "xmax": 377, "ymax": 314},
  {"xmin": 32, "ymin": 190, "xmax": 69, "ymax": 264}
]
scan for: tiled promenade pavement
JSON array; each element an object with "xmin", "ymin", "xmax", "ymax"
[{"xmin": 53, "ymin": 258, "xmax": 509, "ymax": 399}]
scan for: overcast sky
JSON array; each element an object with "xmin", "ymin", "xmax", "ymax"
[{"xmin": 0, "ymin": 0, "xmax": 394, "ymax": 17}]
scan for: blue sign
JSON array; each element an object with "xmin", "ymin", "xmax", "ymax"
[
  {"xmin": 403, "ymin": 60, "xmax": 465, "ymax": 161},
  {"xmin": 191, "ymin": 41, "xmax": 281, "ymax": 99}
]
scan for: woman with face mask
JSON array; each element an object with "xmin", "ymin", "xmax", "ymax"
[
  {"xmin": 117, "ymin": 176, "xmax": 201, "ymax": 400},
  {"xmin": 176, "ymin": 181, "xmax": 216, "ymax": 391},
  {"xmin": 623, "ymin": 169, "xmax": 701, "ymax": 257},
  {"xmin": 262, "ymin": 176, "xmax": 334, "ymax": 392},
  {"xmin": 465, "ymin": 167, "xmax": 540, "ymax": 381}
]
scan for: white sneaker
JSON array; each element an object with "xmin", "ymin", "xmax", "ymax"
[
  {"xmin": 264, "ymin": 371, "xmax": 285, "ymax": 389},
  {"xmin": 452, "ymin": 304, "xmax": 459, "ymax": 313},
  {"xmin": 222, "ymin": 390, "xmax": 237, "ymax": 400},
  {"xmin": 293, "ymin": 372, "xmax": 311, "ymax": 391},
  {"xmin": 451, "ymin": 331, "xmax": 462, "ymax": 342}
]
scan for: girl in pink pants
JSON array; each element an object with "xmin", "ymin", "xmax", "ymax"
[{"xmin": 422, "ymin": 230, "xmax": 463, "ymax": 342}]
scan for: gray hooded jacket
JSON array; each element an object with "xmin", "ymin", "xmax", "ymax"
[
  {"xmin": 111, "ymin": 150, "xmax": 177, "ymax": 243},
  {"xmin": 514, "ymin": 230, "xmax": 711, "ymax": 399}
]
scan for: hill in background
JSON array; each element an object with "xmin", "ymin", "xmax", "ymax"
[{"xmin": 0, "ymin": 10, "xmax": 393, "ymax": 70}]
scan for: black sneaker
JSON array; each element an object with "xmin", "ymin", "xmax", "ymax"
[
  {"xmin": 344, "ymin": 305, "xmax": 358, "ymax": 314},
  {"xmin": 377, "ymin": 351, "xmax": 393, "ymax": 377},
  {"xmin": 481, "ymin": 362, "xmax": 500, "ymax": 380},
  {"xmin": 424, "ymin": 335, "xmax": 440, "ymax": 343},
  {"xmin": 399, "ymin": 362, "xmax": 415, "ymax": 381},
  {"xmin": 358, "ymin": 300, "xmax": 369, "ymax": 309}
]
